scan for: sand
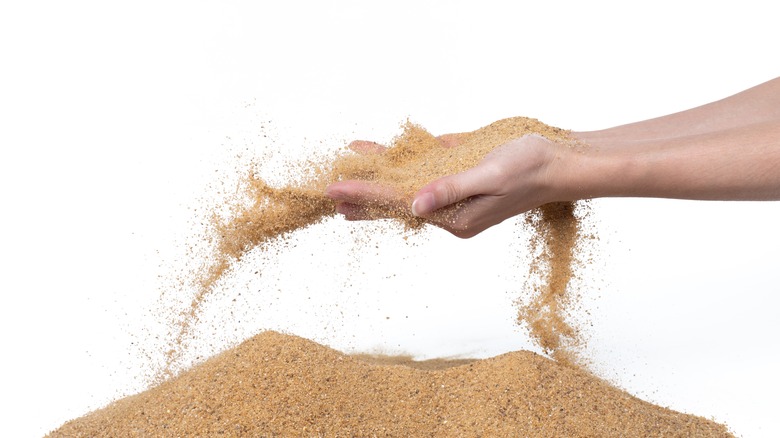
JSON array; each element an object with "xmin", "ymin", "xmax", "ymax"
[
  {"xmin": 162, "ymin": 117, "xmax": 588, "ymax": 377},
  {"xmin": 48, "ymin": 331, "xmax": 732, "ymax": 437},
  {"xmin": 46, "ymin": 117, "xmax": 734, "ymax": 436}
]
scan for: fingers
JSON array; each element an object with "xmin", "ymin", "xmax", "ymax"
[
  {"xmin": 348, "ymin": 140, "xmax": 386, "ymax": 155},
  {"xmin": 350, "ymin": 134, "xmax": 462, "ymax": 153},
  {"xmin": 334, "ymin": 202, "xmax": 375, "ymax": 221},
  {"xmin": 436, "ymin": 133, "xmax": 465, "ymax": 149},
  {"xmin": 411, "ymin": 165, "xmax": 493, "ymax": 217},
  {"xmin": 331, "ymin": 133, "xmax": 481, "ymax": 230},
  {"xmin": 325, "ymin": 180, "xmax": 401, "ymax": 206},
  {"xmin": 326, "ymin": 172, "xmax": 496, "ymax": 237},
  {"xmin": 325, "ymin": 180, "xmax": 410, "ymax": 221},
  {"xmin": 436, "ymin": 195, "xmax": 505, "ymax": 238}
]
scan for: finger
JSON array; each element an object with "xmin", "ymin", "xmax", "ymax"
[
  {"xmin": 325, "ymin": 180, "xmax": 406, "ymax": 209},
  {"xmin": 348, "ymin": 140, "xmax": 387, "ymax": 155},
  {"xmin": 335, "ymin": 202, "xmax": 371, "ymax": 221},
  {"xmin": 335, "ymin": 202, "xmax": 400, "ymax": 221},
  {"xmin": 436, "ymin": 194, "xmax": 507, "ymax": 238},
  {"xmin": 436, "ymin": 133, "xmax": 466, "ymax": 149},
  {"xmin": 411, "ymin": 165, "xmax": 493, "ymax": 217}
]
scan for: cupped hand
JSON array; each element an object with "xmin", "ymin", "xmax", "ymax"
[{"xmin": 325, "ymin": 133, "xmax": 569, "ymax": 238}]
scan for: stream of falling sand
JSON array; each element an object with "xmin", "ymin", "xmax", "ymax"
[{"xmin": 160, "ymin": 117, "xmax": 589, "ymax": 377}]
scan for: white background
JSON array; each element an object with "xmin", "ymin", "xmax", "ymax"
[{"xmin": 1, "ymin": 1, "xmax": 779, "ymax": 437}]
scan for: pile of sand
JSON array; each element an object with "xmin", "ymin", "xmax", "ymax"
[{"xmin": 48, "ymin": 331, "xmax": 732, "ymax": 437}]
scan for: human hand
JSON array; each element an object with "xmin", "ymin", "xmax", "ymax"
[{"xmin": 325, "ymin": 133, "xmax": 572, "ymax": 238}]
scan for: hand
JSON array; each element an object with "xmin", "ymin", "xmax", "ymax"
[
  {"xmin": 328, "ymin": 77, "xmax": 780, "ymax": 238},
  {"xmin": 325, "ymin": 133, "xmax": 570, "ymax": 238}
]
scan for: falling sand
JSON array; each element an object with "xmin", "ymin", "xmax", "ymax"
[
  {"xmin": 48, "ymin": 117, "xmax": 734, "ymax": 436},
  {"xmin": 164, "ymin": 117, "xmax": 585, "ymax": 375}
]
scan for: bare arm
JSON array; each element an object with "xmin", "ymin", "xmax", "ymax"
[
  {"xmin": 578, "ymin": 77, "xmax": 780, "ymax": 142},
  {"xmin": 327, "ymin": 77, "xmax": 780, "ymax": 238},
  {"xmin": 564, "ymin": 78, "xmax": 780, "ymax": 201},
  {"xmin": 568, "ymin": 121, "xmax": 780, "ymax": 201}
]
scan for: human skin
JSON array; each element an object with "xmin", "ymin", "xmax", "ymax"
[{"xmin": 325, "ymin": 77, "xmax": 780, "ymax": 238}]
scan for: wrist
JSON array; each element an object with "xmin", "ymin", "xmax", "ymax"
[{"xmin": 549, "ymin": 131, "xmax": 631, "ymax": 202}]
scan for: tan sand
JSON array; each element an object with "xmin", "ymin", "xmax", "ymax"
[
  {"xmin": 48, "ymin": 117, "xmax": 733, "ymax": 436},
  {"xmin": 48, "ymin": 331, "xmax": 732, "ymax": 437},
  {"xmin": 163, "ymin": 117, "xmax": 588, "ymax": 376}
]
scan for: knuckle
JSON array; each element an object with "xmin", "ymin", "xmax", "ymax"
[
  {"xmin": 439, "ymin": 179, "xmax": 462, "ymax": 205},
  {"xmin": 484, "ymin": 163, "xmax": 509, "ymax": 186}
]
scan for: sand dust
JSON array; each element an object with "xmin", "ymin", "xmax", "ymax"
[{"xmin": 48, "ymin": 331, "xmax": 732, "ymax": 437}]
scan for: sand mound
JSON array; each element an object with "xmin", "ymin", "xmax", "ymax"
[{"xmin": 49, "ymin": 331, "xmax": 732, "ymax": 437}]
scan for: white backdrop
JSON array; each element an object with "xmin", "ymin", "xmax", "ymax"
[{"xmin": 1, "ymin": 1, "xmax": 778, "ymax": 437}]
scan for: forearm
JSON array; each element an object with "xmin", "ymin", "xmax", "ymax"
[
  {"xmin": 563, "ymin": 119, "xmax": 780, "ymax": 201},
  {"xmin": 578, "ymin": 77, "xmax": 780, "ymax": 143}
]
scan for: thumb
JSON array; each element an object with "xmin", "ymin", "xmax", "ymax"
[{"xmin": 411, "ymin": 167, "xmax": 488, "ymax": 217}]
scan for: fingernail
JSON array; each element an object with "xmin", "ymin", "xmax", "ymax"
[{"xmin": 411, "ymin": 192, "xmax": 435, "ymax": 217}]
